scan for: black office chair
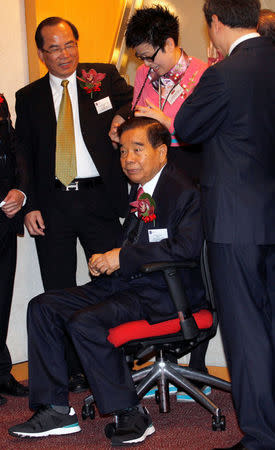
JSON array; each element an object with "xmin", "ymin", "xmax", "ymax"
[{"xmin": 82, "ymin": 241, "xmax": 231, "ymax": 432}]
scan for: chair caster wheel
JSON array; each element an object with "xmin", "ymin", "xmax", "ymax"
[
  {"xmin": 105, "ymin": 422, "xmax": 117, "ymax": 438},
  {"xmin": 212, "ymin": 414, "xmax": 226, "ymax": 431},
  {"xmin": 155, "ymin": 390, "xmax": 160, "ymax": 404},
  {"xmin": 82, "ymin": 403, "xmax": 95, "ymax": 420}
]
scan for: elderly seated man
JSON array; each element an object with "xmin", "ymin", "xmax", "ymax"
[{"xmin": 9, "ymin": 117, "xmax": 206, "ymax": 446}]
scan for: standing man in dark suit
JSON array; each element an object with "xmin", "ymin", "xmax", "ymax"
[
  {"xmin": 174, "ymin": 1, "xmax": 275, "ymax": 449},
  {"xmin": 9, "ymin": 117, "xmax": 206, "ymax": 446},
  {"xmin": 15, "ymin": 17, "xmax": 133, "ymax": 389},
  {"xmin": 0, "ymin": 94, "xmax": 29, "ymax": 405}
]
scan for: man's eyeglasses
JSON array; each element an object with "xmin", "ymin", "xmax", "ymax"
[
  {"xmin": 42, "ymin": 42, "xmax": 78, "ymax": 56},
  {"xmin": 135, "ymin": 47, "xmax": 161, "ymax": 62}
]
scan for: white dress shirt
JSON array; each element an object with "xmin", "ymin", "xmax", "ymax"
[
  {"xmin": 140, "ymin": 164, "xmax": 166, "ymax": 196},
  {"xmin": 49, "ymin": 71, "xmax": 99, "ymax": 179},
  {"xmin": 228, "ymin": 32, "xmax": 260, "ymax": 55}
]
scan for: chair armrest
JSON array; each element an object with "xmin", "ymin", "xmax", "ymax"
[
  {"xmin": 141, "ymin": 260, "xmax": 200, "ymax": 340},
  {"xmin": 140, "ymin": 260, "xmax": 198, "ymax": 273}
]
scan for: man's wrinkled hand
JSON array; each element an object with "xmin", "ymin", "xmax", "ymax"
[
  {"xmin": 24, "ymin": 210, "xmax": 45, "ymax": 236},
  {"xmin": 2, "ymin": 189, "xmax": 24, "ymax": 218},
  {"xmin": 89, "ymin": 248, "xmax": 121, "ymax": 276}
]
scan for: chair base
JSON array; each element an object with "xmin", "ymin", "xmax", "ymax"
[{"xmin": 82, "ymin": 352, "xmax": 230, "ymax": 431}]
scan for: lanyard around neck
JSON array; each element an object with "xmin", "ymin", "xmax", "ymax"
[{"xmin": 158, "ymin": 81, "xmax": 181, "ymax": 111}]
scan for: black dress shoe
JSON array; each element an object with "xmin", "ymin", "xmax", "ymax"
[
  {"xmin": 0, "ymin": 394, "xmax": 7, "ymax": 405},
  {"xmin": 213, "ymin": 441, "xmax": 247, "ymax": 449},
  {"xmin": 0, "ymin": 374, "xmax": 28, "ymax": 397},
  {"xmin": 68, "ymin": 373, "xmax": 89, "ymax": 393}
]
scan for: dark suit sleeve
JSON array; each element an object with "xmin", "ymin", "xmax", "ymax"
[
  {"xmin": 174, "ymin": 66, "xmax": 229, "ymax": 144},
  {"xmin": 10, "ymin": 126, "xmax": 29, "ymax": 195},
  {"xmin": 119, "ymin": 189, "xmax": 203, "ymax": 277},
  {"xmin": 15, "ymin": 89, "xmax": 37, "ymax": 213},
  {"xmin": 108, "ymin": 65, "xmax": 133, "ymax": 119}
]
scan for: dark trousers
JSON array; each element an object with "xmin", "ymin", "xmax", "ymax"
[
  {"xmin": 208, "ymin": 242, "xmax": 275, "ymax": 450},
  {"xmin": 0, "ymin": 227, "xmax": 16, "ymax": 380},
  {"xmin": 35, "ymin": 188, "xmax": 122, "ymax": 290},
  {"xmin": 28, "ymin": 273, "xmax": 209, "ymax": 415},
  {"xmin": 28, "ymin": 277, "xmax": 145, "ymax": 415},
  {"xmin": 34, "ymin": 188, "xmax": 123, "ymax": 376}
]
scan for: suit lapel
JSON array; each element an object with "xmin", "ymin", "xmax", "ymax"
[
  {"xmin": 76, "ymin": 66, "xmax": 100, "ymax": 154},
  {"xmin": 150, "ymin": 165, "xmax": 170, "ymax": 224},
  {"xmin": 37, "ymin": 74, "xmax": 57, "ymax": 175},
  {"xmin": 39, "ymin": 73, "xmax": 56, "ymax": 133}
]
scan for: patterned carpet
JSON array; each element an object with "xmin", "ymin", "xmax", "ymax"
[{"xmin": 1, "ymin": 388, "xmax": 243, "ymax": 449}]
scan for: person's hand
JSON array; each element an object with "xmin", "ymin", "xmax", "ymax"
[
  {"xmin": 24, "ymin": 210, "xmax": 45, "ymax": 236},
  {"xmin": 1, "ymin": 189, "xmax": 24, "ymax": 218},
  {"xmin": 108, "ymin": 115, "xmax": 125, "ymax": 148},
  {"xmin": 88, "ymin": 248, "xmax": 121, "ymax": 276},
  {"xmin": 134, "ymin": 99, "xmax": 172, "ymax": 130}
]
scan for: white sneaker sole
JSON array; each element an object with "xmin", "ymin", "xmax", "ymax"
[
  {"xmin": 10, "ymin": 424, "xmax": 81, "ymax": 438},
  {"xmin": 120, "ymin": 424, "xmax": 155, "ymax": 445},
  {"xmin": 112, "ymin": 425, "xmax": 156, "ymax": 447}
]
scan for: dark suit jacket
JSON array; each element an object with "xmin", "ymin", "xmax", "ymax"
[
  {"xmin": 116, "ymin": 163, "xmax": 205, "ymax": 324},
  {"xmin": 15, "ymin": 63, "xmax": 133, "ymax": 218},
  {"xmin": 0, "ymin": 97, "xmax": 28, "ymax": 234},
  {"xmin": 174, "ymin": 37, "xmax": 275, "ymax": 244}
]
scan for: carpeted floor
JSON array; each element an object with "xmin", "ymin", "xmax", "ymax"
[{"xmin": 0, "ymin": 388, "xmax": 243, "ymax": 449}]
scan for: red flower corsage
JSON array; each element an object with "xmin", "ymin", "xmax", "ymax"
[
  {"xmin": 130, "ymin": 193, "xmax": 156, "ymax": 224},
  {"xmin": 77, "ymin": 69, "xmax": 106, "ymax": 98},
  {"xmin": 0, "ymin": 95, "xmax": 4, "ymax": 104}
]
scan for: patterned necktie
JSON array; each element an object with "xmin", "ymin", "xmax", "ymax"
[
  {"xmin": 125, "ymin": 186, "xmax": 145, "ymax": 244},
  {"xmin": 55, "ymin": 80, "xmax": 77, "ymax": 186},
  {"xmin": 136, "ymin": 185, "xmax": 144, "ymax": 199}
]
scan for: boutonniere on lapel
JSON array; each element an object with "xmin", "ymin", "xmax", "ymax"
[
  {"xmin": 77, "ymin": 69, "xmax": 106, "ymax": 98},
  {"xmin": 130, "ymin": 193, "xmax": 156, "ymax": 224},
  {"xmin": 0, "ymin": 94, "xmax": 4, "ymax": 104}
]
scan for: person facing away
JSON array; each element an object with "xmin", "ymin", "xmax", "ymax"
[
  {"xmin": 9, "ymin": 117, "xmax": 207, "ymax": 447},
  {"xmin": 0, "ymin": 94, "xmax": 29, "ymax": 405},
  {"xmin": 174, "ymin": 1, "xmax": 275, "ymax": 449},
  {"xmin": 15, "ymin": 16, "xmax": 133, "ymax": 391}
]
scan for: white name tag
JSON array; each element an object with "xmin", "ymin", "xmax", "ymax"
[
  {"xmin": 167, "ymin": 84, "xmax": 184, "ymax": 105},
  {"xmin": 94, "ymin": 96, "xmax": 113, "ymax": 114},
  {"xmin": 148, "ymin": 228, "xmax": 168, "ymax": 242}
]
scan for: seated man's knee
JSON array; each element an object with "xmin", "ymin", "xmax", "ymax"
[{"xmin": 27, "ymin": 292, "xmax": 59, "ymax": 321}]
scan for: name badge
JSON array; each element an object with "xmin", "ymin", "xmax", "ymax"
[
  {"xmin": 94, "ymin": 96, "xmax": 113, "ymax": 114},
  {"xmin": 167, "ymin": 84, "xmax": 184, "ymax": 105},
  {"xmin": 148, "ymin": 228, "xmax": 168, "ymax": 242}
]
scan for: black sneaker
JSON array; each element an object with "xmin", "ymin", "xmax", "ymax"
[
  {"xmin": 8, "ymin": 405, "xmax": 81, "ymax": 438},
  {"xmin": 110, "ymin": 406, "xmax": 155, "ymax": 446},
  {"xmin": 68, "ymin": 373, "xmax": 89, "ymax": 393}
]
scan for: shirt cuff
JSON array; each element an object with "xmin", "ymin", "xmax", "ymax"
[{"xmin": 16, "ymin": 190, "xmax": 27, "ymax": 206}]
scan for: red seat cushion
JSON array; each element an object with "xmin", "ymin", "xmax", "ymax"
[{"xmin": 107, "ymin": 309, "xmax": 213, "ymax": 347}]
